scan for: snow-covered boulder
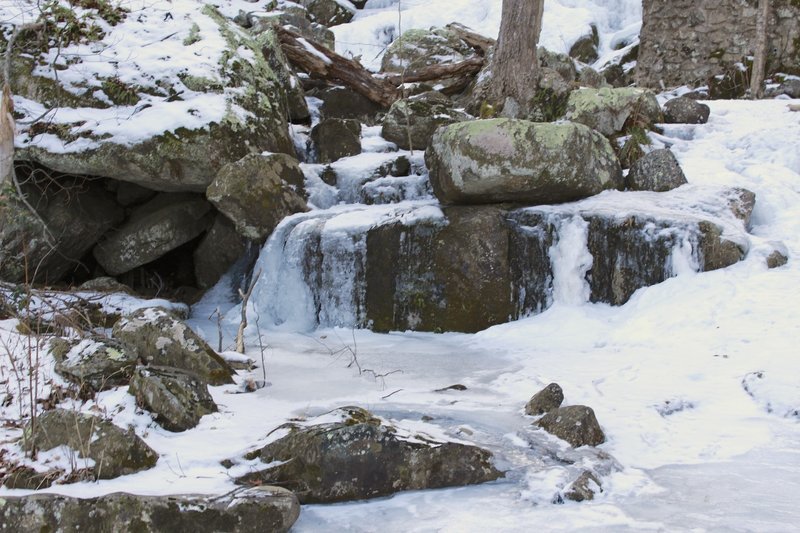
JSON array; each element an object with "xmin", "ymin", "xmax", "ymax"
[
  {"xmin": 206, "ymin": 153, "xmax": 308, "ymax": 241},
  {"xmin": 93, "ymin": 193, "xmax": 213, "ymax": 276},
  {"xmin": 381, "ymin": 91, "xmax": 471, "ymax": 150},
  {"xmin": 298, "ymin": 0, "xmax": 355, "ymax": 27},
  {"xmin": 128, "ymin": 366, "xmax": 218, "ymax": 432},
  {"xmin": 112, "ymin": 307, "xmax": 235, "ymax": 385},
  {"xmin": 425, "ymin": 119, "xmax": 623, "ymax": 205},
  {"xmin": 564, "ymin": 88, "xmax": 662, "ymax": 137},
  {"xmin": 625, "ymin": 149, "xmax": 688, "ymax": 192},
  {"xmin": 13, "ymin": 5, "xmax": 295, "ymax": 193},
  {"xmin": 51, "ymin": 336, "xmax": 138, "ymax": 392},
  {"xmin": 234, "ymin": 407, "xmax": 502, "ymax": 503},
  {"xmin": 381, "ymin": 27, "xmax": 475, "ymax": 75},
  {"xmin": 0, "ymin": 487, "xmax": 300, "ymax": 532}
]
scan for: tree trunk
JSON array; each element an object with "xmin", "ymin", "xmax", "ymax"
[
  {"xmin": 0, "ymin": 84, "xmax": 14, "ymax": 189},
  {"xmin": 490, "ymin": 0, "xmax": 545, "ymax": 115},
  {"xmin": 750, "ymin": 0, "xmax": 770, "ymax": 99}
]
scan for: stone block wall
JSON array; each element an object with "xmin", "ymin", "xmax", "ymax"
[{"xmin": 636, "ymin": 0, "xmax": 800, "ymax": 89}]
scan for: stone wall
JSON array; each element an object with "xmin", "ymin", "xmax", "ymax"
[{"xmin": 636, "ymin": 0, "xmax": 800, "ymax": 89}]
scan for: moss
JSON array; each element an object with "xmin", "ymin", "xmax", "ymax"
[
  {"xmin": 100, "ymin": 77, "xmax": 139, "ymax": 106},
  {"xmin": 183, "ymin": 23, "xmax": 201, "ymax": 46}
]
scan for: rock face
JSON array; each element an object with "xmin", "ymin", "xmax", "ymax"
[
  {"xmin": 663, "ymin": 96, "xmax": 710, "ymax": 125},
  {"xmin": 536, "ymin": 405, "xmax": 606, "ymax": 448},
  {"xmin": 235, "ymin": 407, "xmax": 502, "ymax": 503},
  {"xmin": 51, "ymin": 337, "xmax": 138, "ymax": 392},
  {"xmin": 15, "ymin": 6, "xmax": 295, "ymax": 192},
  {"xmin": 193, "ymin": 215, "xmax": 249, "ymax": 289},
  {"xmin": 382, "ymin": 92, "xmax": 471, "ymax": 150},
  {"xmin": 0, "ymin": 487, "xmax": 300, "ymax": 533},
  {"xmin": 637, "ymin": 0, "xmax": 800, "ymax": 88},
  {"xmin": 112, "ymin": 307, "xmax": 235, "ymax": 385},
  {"xmin": 564, "ymin": 88, "xmax": 662, "ymax": 137},
  {"xmin": 206, "ymin": 153, "xmax": 308, "ymax": 241},
  {"xmin": 311, "ymin": 118, "xmax": 362, "ymax": 163},
  {"xmin": 625, "ymin": 149, "xmax": 688, "ymax": 192},
  {"xmin": 525, "ymin": 383, "xmax": 565, "ymax": 416},
  {"xmin": 29, "ymin": 409, "xmax": 158, "ymax": 479},
  {"xmin": 93, "ymin": 193, "xmax": 213, "ymax": 275},
  {"xmin": 425, "ymin": 119, "xmax": 623, "ymax": 205},
  {"xmin": 128, "ymin": 366, "xmax": 218, "ymax": 432}
]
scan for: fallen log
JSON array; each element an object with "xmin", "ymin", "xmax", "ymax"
[{"xmin": 384, "ymin": 56, "xmax": 485, "ymax": 95}]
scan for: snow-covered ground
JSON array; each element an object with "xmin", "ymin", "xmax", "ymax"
[{"xmin": 2, "ymin": 0, "xmax": 800, "ymax": 530}]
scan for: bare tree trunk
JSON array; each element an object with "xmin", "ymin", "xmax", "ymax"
[
  {"xmin": 490, "ymin": 0, "xmax": 545, "ymax": 115},
  {"xmin": 750, "ymin": 0, "xmax": 771, "ymax": 99},
  {"xmin": 0, "ymin": 85, "xmax": 14, "ymax": 188}
]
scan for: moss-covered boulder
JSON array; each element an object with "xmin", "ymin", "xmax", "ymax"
[
  {"xmin": 128, "ymin": 366, "xmax": 218, "ymax": 432},
  {"xmin": 207, "ymin": 153, "xmax": 308, "ymax": 241},
  {"xmin": 93, "ymin": 193, "xmax": 213, "ymax": 276},
  {"xmin": 51, "ymin": 337, "xmax": 138, "ymax": 392},
  {"xmin": 381, "ymin": 27, "xmax": 474, "ymax": 74},
  {"xmin": 564, "ymin": 87, "xmax": 663, "ymax": 137},
  {"xmin": 425, "ymin": 119, "xmax": 623, "ymax": 205},
  {"xmin": 0, "ymin": 487, "xmax": 299, "ymax": 533},
  {"xmin": 235, "ymin": 407, "xmax": 503, "ymax": 503},
  {"xmin": 382, "ymin": 91, "xmax": 471, "ymax": 150},
  {"xmin": 112, "ymin": 307, "xmax": 234, "ymax": 385},
  {"xmin": 15, "ymin": 6, "xmax": 295, "ymax": 192},
  {"xmin": 28, "ymin": 409, "xmax": 158, "ymax": 479}
]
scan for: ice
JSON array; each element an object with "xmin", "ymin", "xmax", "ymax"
[{"xmin": 549, "ymin": 215, "xmax": 593, "ymax": 306}]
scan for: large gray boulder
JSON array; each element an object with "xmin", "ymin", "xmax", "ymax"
[
  {"xmin": 314, "ymin": 86, "xmax": 384, "ymax": 125},
  {"xmin": 93, "ymin": 193, "xmax": 213, "ymax": 275},
  {"xmin": 0, "ymin": 487, "xmax": 300, "ymax": 533},
  {"xmin": 193, "ymin": 215, "xmax": 249, "ymax": 289},
  {"xmin": 564, "ymin": 88, "xmax": 663, "ymax": 137},
  {"xmin": 112, "ymin": 307, "xmax": 235, "ymax": 385},
  {"xmin": 28, "ymin": 409, "xmax": 158, "ymax": 479},
  {"xmin": 382, "ymin": 92, "xmax": 471, "ymax": 150},
  {"xmin": 536, "ymin": 405, "xmax": 606, "ymax": 448},
  {"xmin": 663, "ymin": 96, "xmax": 710, "ymax": 125},
  {"xmin": 15, "ymin": 6, "xmax": 295, "ymax": 192},
  {"xmin": 235, "ymin": 407, "xmax": 502, "ymax": 503},
  {"xmin": 311, "ymin": 118, "xmax": 362, "ymax": 163},
  {"xmin": 128, "ymin": 366, "xmax": 218, "ymax": 432},
  {"xmin": 51, "ymin": 337, "xmax": 138, "ymax": 392},
  {"xmin": 425, "ymin": 119, "xmax": 623, "ymax": 205},
  {"xmin": 207, "ymin": 153, "xmax": 308, "ymax": 241},
  {"xmin": 625, "ymin": 149, "xmax": 688, "ymax": 192}
]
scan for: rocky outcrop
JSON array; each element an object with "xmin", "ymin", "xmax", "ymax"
[
  {"xmin": 250, "ymin": 5, "xmax": 335, "ymax": 51},
  {"xmin": 235, "ymin": 407, "xmax": 502, "ymax": 503},
  {"xmin": 564, "ymin": 88, "xmax": 662, "ymax": 137},
  {"xmin": 663, "ymin": 96, "xmax": 710, "ymax": 125},
  {"xmin": 206, "ymin": 153, "xmax": 308, "ymax": 241},
  {"xmin": 112, "ymin": 307, "xmax": 235, "ymax": 385},
  {"xmin": 93, "ymin": 193, "xmax": 213, "ymax": 275},
  {"xmin": 625, "ymin": 149, "xmax": 688, "ymax": 192},
  {"xmin": 425, "ymin": 119, "xmax": 623, "ymax": 205},
  {"xmin": 27, "ymin": 409, "xmax": 158, "ymax": 479},
  {"xmin": 525, "ymin": 383, "xmax": 564, "ymax": 416},
  {"xmin": 381, "ymin": 92, "xmax": 470, "ymax": 151},
  {"xmin": 128, "ymin": 366, "xmax": 218, "ymax": 432},
  {"xmin": 536, "ymin": 405, "xmax": 606, "ymax": 448},
  {"xmin": 51, "ymin": 337, "xmax": 138, "ymax": 392},
  {"xmin": 0, "ymin": 487, "xmax": 300, "ymax": 533},
  {"xmin": 311, "ymin": 118, "xmax": 361, "ymax": 163}
]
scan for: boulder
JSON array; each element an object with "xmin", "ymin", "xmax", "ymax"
[
  {"xmin": 51, "ymin": 337, "xmax": 138, "ymax": 392},
  {"xmin": 112, "ymin": 307, "xmax": 235, "ymax": 385},
  {"xmin": 299, "ymin": 0, "xmax": 354, "ymax": 27},
  {"xmin": 766, "ymin": 246, "xmax": 789, "ymax": 269},
  {"xmin": 311, "ymin": 118, "xmax": 362, "ymax": 163},
  {"xmin": 663, "ymin": 96, "xmax": 711, "ymax": 124},
  {"xmin": 0, "ymin": 175, "xmax": 123, "ymax": 284},
  {"xmin": 0, "ymin": 487, "xmax": 300, "ymax": 533},
  {"xmin": 193, "ymin": 215, "xmax": 249, "ymax": 289},
  {"xmin": 251, "ymin": 8, "xmax": 335, "ymax": 51},
  {"xmin": 579, "ymin": 67, "xmax": 609, "ymax": 89},
  {"xmin": 779, "ymin": 79, "xmax": 800, "ymax": 98},
  {"xmin": 564, "ymin": 88, "xmax": 662, "ymax": 136},
  {"xmin": 525, "ymin": 67, "xmax": 575, "ymax": 122},
  {"xmin": 625, "ymin": 149, "xmax": 688, "ymax": 192},
  {"xmin": 28, "ymin": 409, "xmax": 158, "ymax": 479},
  {"xmin": 525, "ymin": 383, "xmax": 564, "ymax": 416},
  {"xmin": 539, "ymin": 47, "xmax": 578, "ymax": 83},
  {"xmin": 382, "ymin": 92, "xmax": 471, "ymax": 150},
  {"xmin": 425, "ymin": 119, "xmax": 623, "ymax": 205},
  {"xmin": 93, "ymin": 193, "xmax": 213, "ymax": 275},
  {"xmin": 381, "ymin": 28, "xmax": 474, "ymax": 75},
  {"xmin": 726, "ymin": 187, "xmax": 756, "ymax": 229},
  {"xmin": 564, "ymin": 470, "xmax": 602, "ymax": 502},
  {"xmin": 536, "ymin": 405, "xmax": 606, "ymax": 448},
  {"xmin": 78, "ymin": 277, "xmax": 132, "ymax": 294},
  {"xmin": 206, "ymin": 153, "xmax": 308, "ymax": 241},
  {"xmin": 314, "ymin": 86, "xmax": 385, "ymax": 125},
  {"xmin": 569, "ymin": 26, "xmax": 599, "ymax": 64},
  {"xmin": 15, "ymin": 6, "xmax": 295, "ymax": 192},
  {"xmin": 128, "ymin": 366, "xmax": 218, "ymax": 432},
  {"xmin": 235, "ymin": 407, "xmax": 503, "ymax": 503}
]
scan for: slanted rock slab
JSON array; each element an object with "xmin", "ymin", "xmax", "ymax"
[
  {"xmin": 129, "ymin": 366, "xmax": 218, "ymax": 432},
  {"xmin": 425, "ymin": 119, "xmax": 623, "ymax": 205},
  {"xmin": 0, "ymin": 486, "xmax": 300, "ymax": 533},
  {"xmin": 235, "ymin": 407, "xmax": 503, "ymax": 503},
  {"xmin": 112, "ymin": 307, "xmax": 234, "ymax": 385},
  {"xmin": 536, "ymin": 405, "xmax": 606, "ymax": 448}
]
